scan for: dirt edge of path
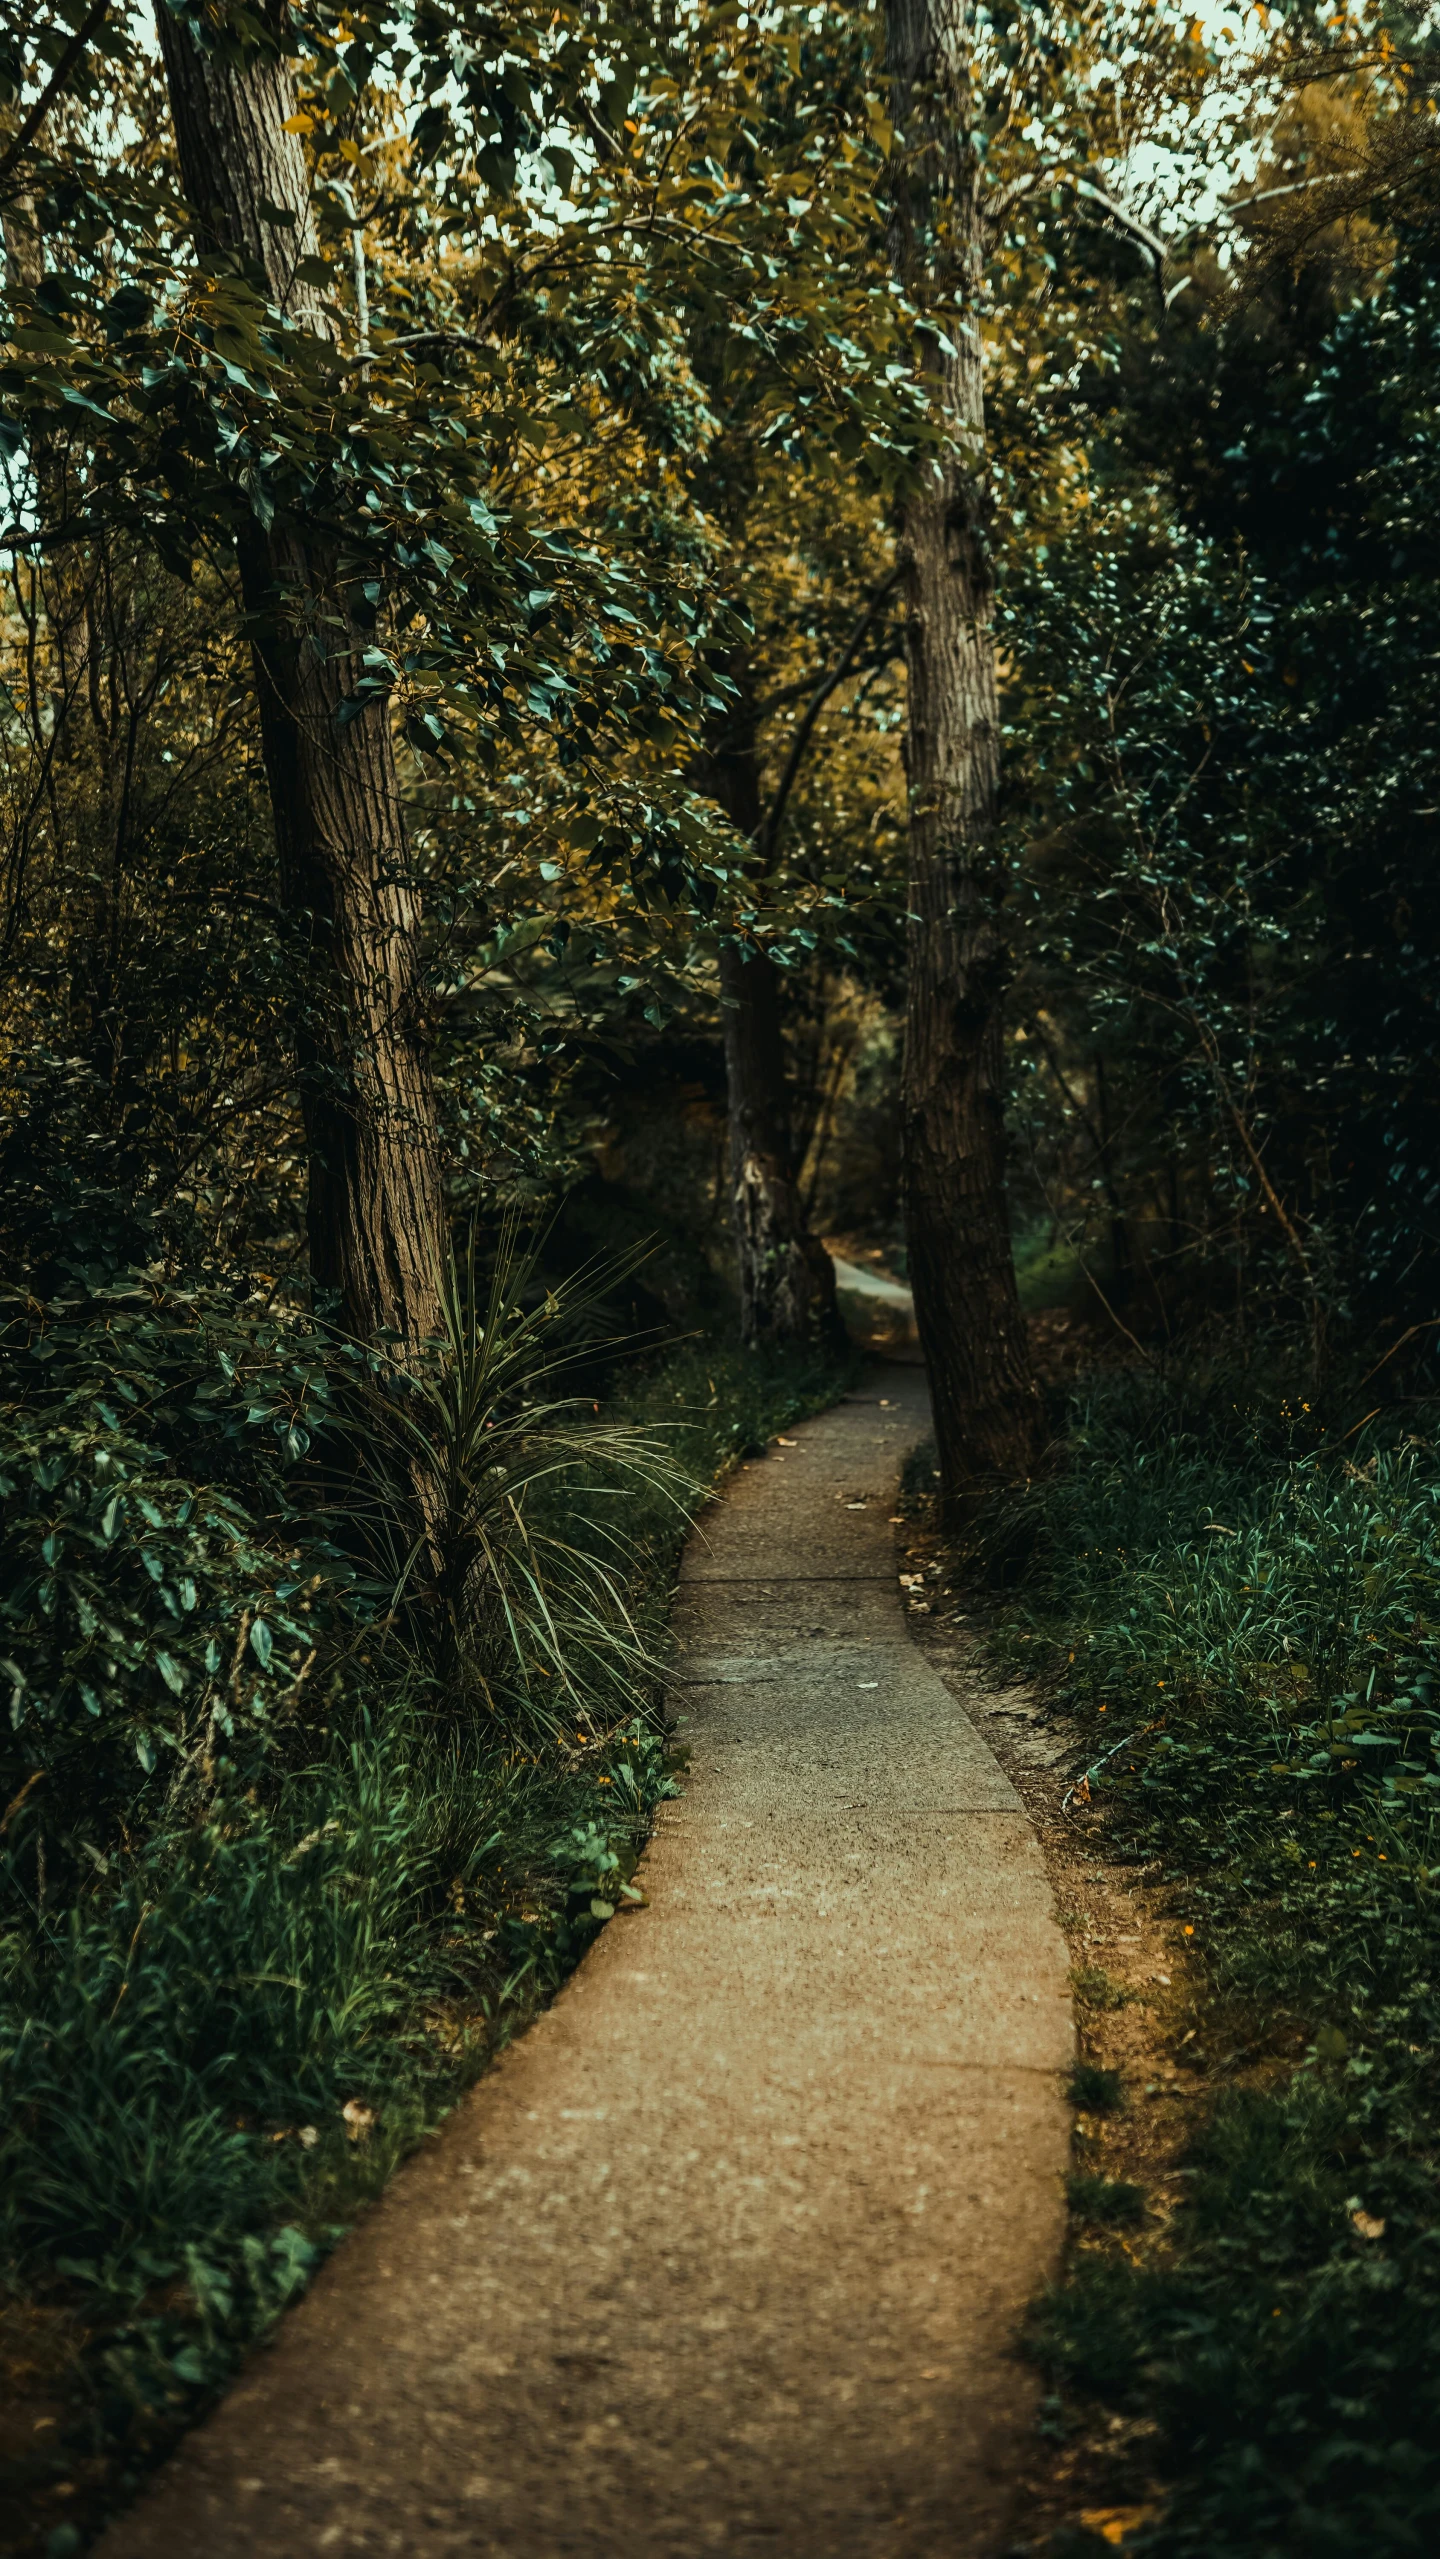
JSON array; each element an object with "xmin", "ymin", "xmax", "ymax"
[{"xmin": 895, "ymin": 1509, "xmax": 1211, "ymax": 2556}]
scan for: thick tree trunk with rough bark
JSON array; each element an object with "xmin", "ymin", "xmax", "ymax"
[
  {"xmin": 157, "ymin": 15, "xmax": 442, "ymax": 1345},
  {"xmin": 887, "ymin": 0, "xmax": 1042, "ymax": 1512},
  {"xmin": 699, "ymin": 696, "xmax": 840, "ymax": 1348}
]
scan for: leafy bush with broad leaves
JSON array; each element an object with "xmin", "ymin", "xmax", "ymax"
[
  {"xmin": 0, "ymin": 1392, "xmax": 319, "ymax": 1832},
  {"xmin": 0, "ymin": 1276, "xmax": 348, "ymax": 1861}
]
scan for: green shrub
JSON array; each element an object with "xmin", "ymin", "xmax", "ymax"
[
  {"xmin": 0, "ymin": 1395, "xmax": 320, "ymax": 1834},
  {"xmin": 0, "ymin": 1281, "xmax": 349, "ymax": 1872}
]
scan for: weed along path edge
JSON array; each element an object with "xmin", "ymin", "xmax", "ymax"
[{"xmin": 103, "ymin": 1373, "xmax": 1073, "ymax": 2559}]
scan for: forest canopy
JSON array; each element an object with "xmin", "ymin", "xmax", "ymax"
[{"xmin": 6, "ymin": 0, "xmax": 1437, "ymax": 1364}]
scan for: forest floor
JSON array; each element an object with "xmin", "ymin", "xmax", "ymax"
[
  {"xmin": 903, "ymin": 1299, "xmax": 1440, "ymax": 2558},
  {"xmin": 96, "ymin": 1372, "xmax": 1075, "ymax": 2559},
  {"xmin": 900, "ymin": 1519, "xmax": 1216, "ymax": 2551}
]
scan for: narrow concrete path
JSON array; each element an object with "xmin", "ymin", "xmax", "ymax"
[{"xmin": 104, "ymin": 1373, "xmax": 1072, "ymax": 2558}]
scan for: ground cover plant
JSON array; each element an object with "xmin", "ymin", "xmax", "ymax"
[
  {"xmin": 988, "ymin": 1354, "xmax": 1440, "ymax": 2558},
  {"xmin": 0, "ymin": 1261, "xmax": 851, "ymax": 2554}
]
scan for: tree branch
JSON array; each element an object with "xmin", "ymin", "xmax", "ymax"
[
  {"xmin": 753, "ymin": 641, "xmax": 899, "ymax": 721},
  {"xmin": 1073, "ymin": 180, "xmax": 1168, "ymax": 284},
  {"xmin": 1220, "ymin": 172, "xmax": 1351, "ymax": 218},
  {"xmin": 755, "ymin": 567, "xmax": 904, "ymax": 865},
  {"xmin": 983, "ymin": 161, "xmax": 1172, "ymax": 305},
  {"xmin": 0, "ymin": 0, "xmax": 112, "ymax": 197}
]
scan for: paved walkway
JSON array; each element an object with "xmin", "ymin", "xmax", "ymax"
[{"xmin": 104, "ymin": 1373, "xmax": 1072, "ymax": 2558}]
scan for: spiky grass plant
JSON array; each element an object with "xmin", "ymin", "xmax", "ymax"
[{"xmin": 334, "ymin": 1222, "xmax": 695, "ymax": 1739}]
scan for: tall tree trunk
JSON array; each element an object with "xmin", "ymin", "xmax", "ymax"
[
  {"xmin": 886, "ymin": 0, "xmax": 1042, "ymax": 1512},
  {"xmin": 699, "ymin": 691, "xmax": 840, "ymax": 1348},
  {"xmin": 157, "ymin": 16, "xmax": 442, "ymax": 1344}
]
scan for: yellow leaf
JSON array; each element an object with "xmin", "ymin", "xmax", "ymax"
[
  {"xmin": 282, "ymin": 113, "xmax": 315, "ymax": 135},
  {"xmin": 1081, "ymin": 2509, "xmax": 1161, "ymax": 2548}
]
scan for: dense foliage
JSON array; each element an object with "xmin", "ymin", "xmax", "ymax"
[{"xmin": 1005, "ymin": 196, "xmax": 1440, "ymax": 1343}]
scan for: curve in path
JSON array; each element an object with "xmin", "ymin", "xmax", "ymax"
[{"xmin": 103, "ymin": 1371, "xmax": 1072, "ymax": 2559}]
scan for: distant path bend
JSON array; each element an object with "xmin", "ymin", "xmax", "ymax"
[{"xmin": 105, "ymin": 1370, "xmax": 1073, "ymax": 2558}]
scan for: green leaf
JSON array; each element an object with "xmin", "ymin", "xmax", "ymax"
[
  {"xmin": 103, "ymin": 284, "xmax": 154, "ymax": 338},
  {"xmin": 60, "ymin": 384, "xmax": 114, "ymax": 424}
]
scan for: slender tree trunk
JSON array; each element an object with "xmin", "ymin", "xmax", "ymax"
[
  {"xmin": 886, "ymin": 0, "xmax": 1042, "ymax": 1512},
  {"xmin": 4, "ymin": 201, "xmax": 129, "ymax": 1081},
  {"xmin": 1094, "ymin": 1054, "xmax": 1134, "ymax": 1303},
  {"xmin": 157, "ymin": 15, "xmax": 442, "ymax": 1344},
  {"xmin": 698, "ymin": 691, "xmax": 840, "ymax": 1348},
  {"xmin": 720, "ymin": 939, "xmax": 841, "ymax": 1348}
]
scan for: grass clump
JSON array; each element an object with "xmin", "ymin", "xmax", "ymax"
[
  {"xmin": 1002, "ymin": 1360, "xmax": 1440, "ymax": 2557},
  {"xmin": 1071, "ymin": 1965, "xmax": 1130, "ymax": 2012},
  {"xmin": 1069, "ymin": 2062, "xmax": 1127, "ymax": 2115},
  {"xmin": 1065, "ymin": 2176, "xmax": 1148, "ymax": 2228}
]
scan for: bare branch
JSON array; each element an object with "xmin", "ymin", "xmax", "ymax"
[
  {"xmin": 1073, "ymin": 180, "xmax": 1168, "ymax": 281},
  {"xmin": 0, "ymin": 0, "xmax": 112, "ymax": 198},
  {"xmin": 1220, "ymin": 171, "xmax": 1352, "ymax": 218},
  {"xmin": 754, "ymin": 567, "xmax": 905, "ymax": 865}
]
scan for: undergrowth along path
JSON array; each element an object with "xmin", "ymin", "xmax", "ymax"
[{"xmin": 102, "ymin": 1372, "xmax": 1072, "ymax": 2558}]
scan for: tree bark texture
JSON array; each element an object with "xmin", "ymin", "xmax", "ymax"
[
  {"xmin": 157, "ymin": 15, "xmax": 443, "ymax": 1345},
  {"xmin": 887, "ymin": 0, "xmax": 1042, "ymax": 1508},
  {"xmin": 698, "ymin": 700, "xmax": 840, "ymax": 1349}
]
